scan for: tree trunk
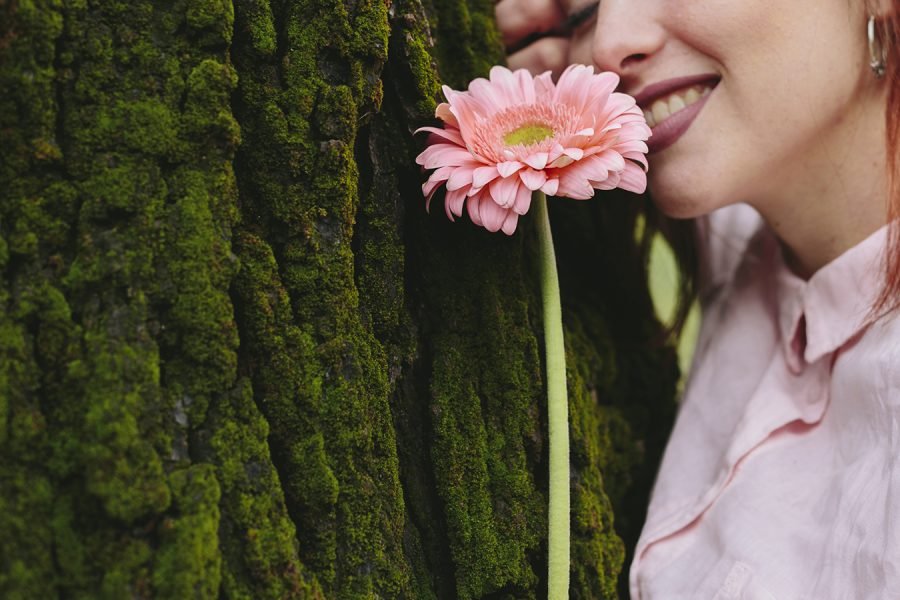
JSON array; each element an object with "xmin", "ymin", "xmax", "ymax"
[{"xmin": 0, "ymin": 0, "xmax": 678, "ymax": 598}]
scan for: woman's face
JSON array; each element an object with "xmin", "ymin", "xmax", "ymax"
[{"xmin": 566, "ymin": 0, "xmax": 879, "ymax": 218}]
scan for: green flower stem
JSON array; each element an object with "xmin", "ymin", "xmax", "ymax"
[{"xmin": 534, "ymin": 190, "xmax": 569, "ymax": 599}]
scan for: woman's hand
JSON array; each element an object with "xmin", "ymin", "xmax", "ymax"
[{"xmin": 495, "ymin": 0, "xmax": 572, "ymax": 78}]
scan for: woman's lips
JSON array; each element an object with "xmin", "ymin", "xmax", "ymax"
[
  {"xmin": 632, "ymin": 74, "xmax": 720, "ymax": 154},
  {"xmin": 633, "ymin": 74, "xmax": 718, "ymax": 108},
  {"xmin": 645, "ymin": 85, "xmax": 715, "ymax": 154}
]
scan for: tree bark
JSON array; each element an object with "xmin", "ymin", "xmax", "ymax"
[{"xmin": 0, "ymin": 0, "xmax": 677, "ymax": 598}]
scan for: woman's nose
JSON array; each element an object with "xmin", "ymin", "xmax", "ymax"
[{"xmin": 591, "ymin": 0, "xmax": 665, "ymax": 80}]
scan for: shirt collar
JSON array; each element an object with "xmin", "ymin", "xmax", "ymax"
[{"xmin": 774, "ymin": 224, "xmax": 889, "ymax": 373}]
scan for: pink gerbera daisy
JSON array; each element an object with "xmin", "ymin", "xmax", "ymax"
[{"xmin": 415, "ymin": 64, "xmax": 651, "ymax": 235}]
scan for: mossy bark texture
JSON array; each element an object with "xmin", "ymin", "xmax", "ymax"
[{"xmin": 0, "ymin": 0, "xmax": 677, "ymax": 598}]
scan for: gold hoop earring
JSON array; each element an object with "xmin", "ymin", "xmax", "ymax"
[{"xmin": 868, "ymin": 15, "xmax": 886, "ymax": 78}]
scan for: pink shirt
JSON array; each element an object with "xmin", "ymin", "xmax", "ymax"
[{"xmin": 630, "ymin": 205, "xmax": 900, "ymax": 600}]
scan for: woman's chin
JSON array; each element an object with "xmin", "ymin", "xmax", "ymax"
[
  {"xmin": 645, "ymin": 156, "xmax": 738, "ymax": 219},
  {"xmin": 647, "ymin": 181, "xmax": 709, "ymax": 220}
]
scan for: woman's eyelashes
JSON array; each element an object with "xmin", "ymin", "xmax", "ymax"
[
  {"xmin": 503, "ymin": 0, "xmax": 598, "ymax": 55},
  {"xmin": 563, "ymin": 1, "xmax": 600, "ymax": 34}
]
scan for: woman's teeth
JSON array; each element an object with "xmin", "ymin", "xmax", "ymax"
[{"xmin": 643, "ymin": 84, "xmax": 713, "ymax": 128}]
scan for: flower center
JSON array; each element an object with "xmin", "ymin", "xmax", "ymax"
[
  {"xmin": 470, "ymin": 102, "xmax": 579, "ymax": 163},
  {"xmin": 503, "ymin": 123, "xmax": 554, "ymax": 147}
]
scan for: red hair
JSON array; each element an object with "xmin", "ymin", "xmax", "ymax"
[{"xmin": 877, "ymin": 6, "xmax": 900, "ymax": 313}]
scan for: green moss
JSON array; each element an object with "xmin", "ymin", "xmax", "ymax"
[
  {"xmin": 98, "ymin": 537, "xmax": 153, "ymax": 598},
  {"xmin": 408, "ymin": 222, "xmax": 546, "ymax": 598},
  {"xmin": 0, "ymin": 322, "xmax": 14, "ymax": 448},
  {"xmin": 0, "ymin": 470, "xmax": 55, "ymax": 599},
  {"xmin": 182, "ymin": 59, "xmax": 241, "ymax": 152},
  {"xmin": 186, "ymin": 0, "xmax": 234, "ymax": 46},
  {"xmin": 231, "ymin": 231, "xmax": 339, "ymax": 582},
  {"xmin": 430, "ymin": 342, "xmax": 513, "ymax": 599},
  {"xmin": 232, "ymin": 0, "xmax": 413, "ymax": 595},
  {"xmin": 352, "ymin": 109, "xmax": 415, "ymax": 358},
  {"xmin": 349, "ymin": 0, "xmax": 390, "ymax": 64},
  {"xmin": 79, "ymin": 328, "xmax": 171, "ymax": 522},
  {"xmin": 2, "ymin": 0, "xmax": 267, "ymax": 595},
  {"xmin": 50, "ymin": 495, "xmax": 90, "ymax": 593},
  {"xmin": 153, "ymin": 465, "xmax": 222, "ymax": 599},
  {"xmin": 234, "ymin": 0, "xmax": 277, "ymax": 57},
  {"xmin": 314, "ymin": 85, "xmax": 356, "ymax": 140},
  {"xmin": 84, "ymin": 99, "xmax": 181, "ymax": 156},
  {"xmin": 159, "ymin": 165, "xmax": 239, "ymax": 426},
  {"xmin": 383, "ymin": 0, "xmax": 441, "ymax": 120},
  {"xmin": 202, "ymin": 379, "xmax": 323, "ymax": 599},
  {"xmin": 401, "ymin": 33, "xmax": 440, "ymax": 116},
  {"xmin": 566, "ymin": 328, "xmax": 626, "ymax": 598},
  {"xmin": 429, "ymin": 0, "xmax": 505, "ymax": 88},
  {"xmin": 0, "ymin": 3, "xmax": 75, "ymax": 597}
]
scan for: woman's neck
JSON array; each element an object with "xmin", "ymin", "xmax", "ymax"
[{"xmin": 752, "ymin": 89, "xmax": 889, "ymax": 280}]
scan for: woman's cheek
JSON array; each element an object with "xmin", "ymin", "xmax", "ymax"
[{"xmin": 566, "ymin": 32, "xmax": 594, "ymax": 69}]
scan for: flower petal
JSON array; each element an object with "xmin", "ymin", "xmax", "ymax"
[
  {"xmin": 435, "ymin": 102, "xmax": 459, "ymax": 128},
  {"xmin": 556, "ymin": 168, "xmax": 595, "ymax": 199},
  {"xmin": 591, "ymin": 150, "xmax": 627, "ymax": 173},
  {"xmin": 548, "ymin": 141, "xmax": 566, "ymax": 164},
  {"xmin": 548, "ymin": 155, "xmax": 574, "ymax": 169},
  {"xmin": 556, "ymin": 65, "xmax": 619, "ymax": 117},
  {"xmin": 595, "ymin": 171, "xmax": 621, "ymax": 190},
  {"xmin": 616, "ymin": 161, "xmax": 647, "ymax": 194},
  {"xmin": 562, "ymin": 155, "xmax": 612, "ymax": 184},
  {"xmin": 446, "ymin": 165, "xmax": 476, "ymax": 191},
  {"xmin": 621, "ymin": 150, "xmax": 649, "ymax": 170},
  {"xmin": 416, "ymin": 143, "xmax": 476, "ymax": 169},
  {"xmin": 515, "ymin": 68, "xmax": 536, "ymax": 104},
  {"xmin": 519, "ymin": 168, "xmax": 547, "ymax": 191},
  {"xmin": 469, "ymin": 76, "xmax": 508, "ymax": 112},
  {"xmin": 445, "ymin": 187, "xmax": 468, "ymax": 219},
  {"xmin": 608, "ymin": 91, "xmax": 638, "ymax": 111},
  {"xmin": 479, "ymin": 197, "xmax": 510, "ymax": 233},
  {"xmin": 497, "ymin": 160, "xmax": 525, "ymax": 178},
  {"xmin": 598, "ymin": 123, "xmax": 622, "ymax": 135},
  {"xmin": 446, "ymin": 92, "xmax": 484, "ymax": 142},
  {"xmin": 501, "ymin": 211, "xmax": 519, "ymax": 235},
  {"xmin": 513, "ymin": 183, "xmax": 532, "ymax": 215},
  {"xmin": 540, "ymin": 178, "xmax": 559, "ymax": 197},
  {"xmin": 548, "ymin": 147, "xmax": 584, "ymax": 168},
  {"xmin": 489, "ymin": 65, "xmax": 527, "ymax": 106},
  {"xmin": 612, "ymin": 139, "xmax": 649, "ymax": 156},
  {"xmin": 523, "ymin": 152, "xmax": 549, "ymax": 170},
  {"xmin": 489, "ymin": 176, "xmax": 521, "ymax": 208},
  {"xmin": 534, "ymin": 71, "xmax": 555, "ymax": 101},
  {"xmin": 473, "ymin": 165, "xmax": 501, "ymax": 189},
  {"xmin": 467, "ymin": 194, "xmax": 484, "ymax": 226},
  {"xmin": 423, "ymin": 165, "xmax": 453, "ymax": 199},
  {"xmin": 415, "ymin": 125, "xmax": 464, "ymax": 146}
]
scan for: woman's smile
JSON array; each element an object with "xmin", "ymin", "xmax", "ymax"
[
  {"xmin": 641, "ymin": 83, "xmax": 712, "ymax": 128},
  {"xmin": 633, "ymin": 76, "xmax": 719, "ymax": 153}
]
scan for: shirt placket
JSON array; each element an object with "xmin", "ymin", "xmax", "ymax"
[{"xmin": 633, "ymin": 346, "xmax": 831, "ymax": 598}]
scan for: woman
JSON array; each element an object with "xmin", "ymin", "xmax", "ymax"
[{"xmin": 496, "ymin": 0, "xmax": 900, "ymax": 597}]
